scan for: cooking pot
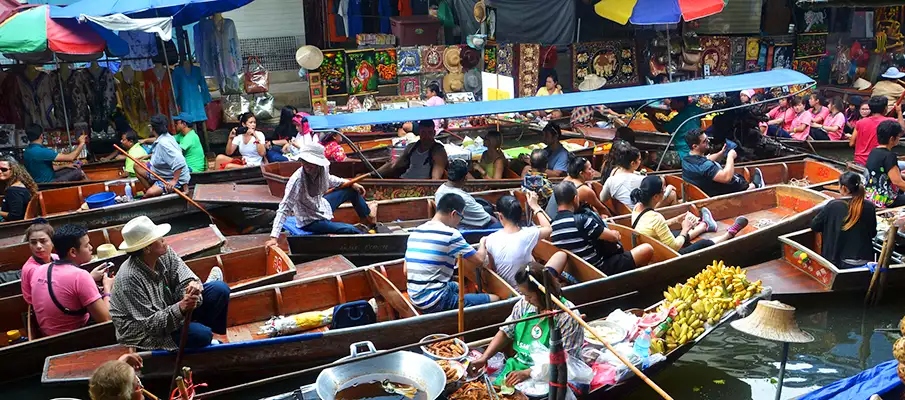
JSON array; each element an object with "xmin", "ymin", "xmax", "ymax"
[{"xmin": 316, "ymin": 341, "xmax": 446, "ymax": 400}]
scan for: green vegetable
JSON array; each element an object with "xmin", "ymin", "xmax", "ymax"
[{"xmin": 498, "ymin": 385, "xmax": 515, "ymax": 396}]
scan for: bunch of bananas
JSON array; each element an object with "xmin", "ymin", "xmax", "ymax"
[{"xmin": 655, "ymin": 260, "xmax": 763, "ymax": 352}]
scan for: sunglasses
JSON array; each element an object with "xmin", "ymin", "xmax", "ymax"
[{"xmin": 0, "ymin": 167, "xmax": 9, "ymax": 172}]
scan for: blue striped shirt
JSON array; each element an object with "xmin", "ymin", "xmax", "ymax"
[{"xmin": 405, "ymin": 221, "xmax": 476, "ymax": 310}]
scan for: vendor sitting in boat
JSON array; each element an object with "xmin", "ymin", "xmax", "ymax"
[
  {"xmin": 681, "ymin": 130, "xmax": 764, "ymax": 197},
  {"xmin": 436, "ymin": 159, "xmax": 501, "ymax": 230},
  {"xmin": 469, "ymin": 264, "xmax": 584, "ymax": 387},
  {"xmin": 22, "ymin": 124, "xmax": 88, "ymax": 183},
  {"xmin": 216, "ymin": 112, "xmax": 267, "ymax": 170},
  {"xmin": 266, "ymin": 142, "xmax": 374, "ymax": 241},
  {"xmin": 541, "ymin": 124, "xmax": 569, "ymax": 177},
  {"xmin": 376, "ymin": 120, "xmax": 448, "ymax": 180},
  {"xmin": 134, "ymin": 115, "xmax": 191, "ymax": 199},
  {"xmin": 811, "ymin": 172, "xmax": 876, "ymax": 269},
  {"xmin": 111, "ymin": 216, "xmax": 229, "ymax": 350},
  {"xmin": 405, "ymin": 193, "xmax": 500, "ymax": 313}
]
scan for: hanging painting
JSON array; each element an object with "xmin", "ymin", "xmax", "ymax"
[
  {"xmin": 730, "ymin": 37, "xmax": 747, "ymax": 74},
  {"xmin": 397, "ymin": 46, "xmax": 421, "ymax": 76},
  {"xmin": 346, "ymin": 50, "xmax": 378, "ymax": 95},
  {"xmin": 421, "ymin": 72, "xmax": 445, "ymax": 96},
  {"xmin": 792, "ymin": 59, "xmax": 818, "ymax": 79},
  {"xmin": 375, "ymin": 48, "xmax": 398, "ymax": 86},
  {"xmin": 745, "ymin": 37, "xmax": 761, "ymax": 71},
  {"xmin": 517, "ymin": 43, "xmax": 540, "ymax": 98},
  {"xmin": 796, "ymin": 34, "xmax": 827, "ymax": 58},
  {"xmin": 772, "ymin": 44, "xmax": 793, "ymax": 70},
  {"xmin": 484, "ymin": 44, "xmax": 497, "ymax": 74},
  {"xmin": 497, "ymin": 43, "xmax": 514, "ymax": 77},
  {"xmin": 399, "ymin": 76, "xmax": 421, "ymax": 96},
  {"xmin": 699, "ymin": 36, "xmax": 731, "ymax": 76},
  {"xmin": 571, "ymin": 39, "xmax": 638, "ymax": 88},
  {"xmin": 420, "ymin": 45, "xmax": 445, "ymax": 73},
  {"xmin": 317, "ymin": 49, "xmax": 347, "ymax": 96},
  {"xmin": 796, "ymin": 8, "xmax": 828, "ymax": 33}
]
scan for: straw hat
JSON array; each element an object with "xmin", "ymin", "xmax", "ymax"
[
  {"xmin": 297, "ymin": 142, "xmax": 331, "ymax": 167},
  {"xmin": 444, "ymin": 71, "xmax": 465, "ymax": 93},
  {"xmin": 96, "ymin": 243, "xmax": 125, "ymax": 260},
  {"xmin": 118, "ymin": 216, "xmax": 172, "ymax": 252},
  {"xmin": 296, "ymin": 45, "xmax": 324, "ymax": 70},
  {"xmin": 852, "ymin": 78, "xmax": 872, "ymax": 90},
  {"xmin": 578, "ymin": 74, "xmax": 607, "ymax": 92},
  {"xmin": 443, "ymin": 46, "xmax": 462, "ymax": 73},
  {"xmin": 460, "ymin": 47, "xmax": 480, "ymax": 70},
  {"xmin": 473, "ymin": 1, "xmax": 486, "ymax": 23},
  {"xmin": 730, "ymin": 300, "xmax": 814, "ymax": 343}
]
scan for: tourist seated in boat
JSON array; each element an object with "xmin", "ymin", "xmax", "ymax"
[
  {"xmin": 173, "ymin": 113, "xmax": 207, "ymax": 173},
  {"xmin": 764, "ymin": 96, "xmax": 795, "ymax": 138},
  {"xmin": 469, "ymin": 264, "xmax": 583, "ymax": 387},
  {"xmin": 682, "ymin": 129, "xmax": 764, "ymax": 197},
  {"xmin": 851, "ymin": 96, "xmax": 898, "ymax": 166},
  {"xmin": 375, "ymin": 119, "xmax": 448, "ymax": 180},
  {"xmin": 600, "ymin": 144, "xmax": 676, "ymax": 211},
  {"xmin": 631, "ymin": 175, "xmax": 748, "ymax": 255},
  {"xmin": 88, "ymin": 353, "xmax": 143, "ymax": 400},
  {"xmin": 550, "ymin": 181, "xmax": 654, "ymax": 274},
  {"xmin": 541, "ymin": 124, "xmax": 569, "ymax": 177},
  {"xmin": 0, "ymin": 156, "xmax": 38, "ymax": 222},
  {"xmin": 265, "ymin": 105, "xmax": 297, "ymax": 163},
  {"xmin": 473, "ymin": 131, "xmax": 506, "ymax": 179},
  {"xmin": 266, "ymin": 142, "xmax": 374, "ymax": 241},
  {"xmin": 111, "ymin": 216, "xmax": 229, "ymax": 350},
  {"xmin": 564, "ymin": 157, "xmax": 610, "ymax": 216},
  {"xmin": 436, "ymin": 159, "xmax": 501, "ymax": 230},
  {"xmin": 802, "ymin": 94, "xmax": 831, "ymax": 140},
  {"xmin": 739, "ymin": 89, "xmax": 755, "ymax": 104},
  {"xmin": 405, "ymin": 193, "xmax": 500, "ymax": 313},
  {"xmin": 520, "ymin": 149, "xmax": 554, "ymax": 210},
  {"xmin": 788, "ymin": 96, "xmax": 814, "ymax": 140},
  {"xmin": 22, "ymin": 124, "xmax": 88, "ymax": 183},
  {"xmin": 480, "ymin": 193, "xmax": 570, "ymax": 287},
  {"xmin": 649, "ymin": 96, "xmax": 704, "ymax": 169},
  {"xmin": 872, "ymin": 67, "xmax": 905, "ymax": 109},
  {"xmin": 811, "ymin": 172, "xmax": 877, "ymax": 269},
  {"xmin": 134, "ymin": 115, "xmax": 191, "ymax": 199},
  {"xmin": 285, "ymin": 112, "xmax": 318, "ymax": 159},
  {"xmin": 28, "ymin": 224, "xmax": 113, "ymax": 336},
  {"xmin": 320, "ymin": 130, "xmax": 347, "ymax": 163},
  {"xmin": 216, "ymin": 112, "xmax": 267, "ymax": 170},
  {"xmin": 843, "ymin": 95, "xmax": 865, "ymax": 136},
  {"xmin": 864, "ymin": 120, "xmax": 905, "ymax": 209},
  {"xmin": 815, "ymin": 98, "xmax": 848, "ymax": 141},
  {"xmin": 534, "ymin": 72, "xmax": 563, "ymax": 119},
  {"xmin": 19, "ymin": 221, "xmax": 57, "ymax": 301},
  {"xmin": 116, "ymin": 132, "xmax": 150, "ymax": 177}
]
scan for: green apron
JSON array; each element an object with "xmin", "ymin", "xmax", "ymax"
[{"xmin": 494, "ymin": 311, "xmax": 551, "ymax": 386}]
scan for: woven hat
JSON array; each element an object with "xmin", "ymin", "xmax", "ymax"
[
  {"xmin": 443, "ymin": 46, "xmax": 462, "ymax": 73},
  {"xmin": 882, "ymin": 67, "xmax": 905, "ymax": 79},
  {"xmin": 473, "ymin": 0, "xmax": 486, "ymax": 23},
  {"xmin": 464, "ymin": 69, "xmax": 481, "ymax": 93},
  {"xmin": 444, "ymin": 72, "xmax": 465, "ymax": 93},
  {"xmin": 296, "ymin": 45, "xmax": 324, "ymax": 70},
  {"xmin": 118, "ymin": 216, "xmax": 172, "ymax": 252},
  {"xmin": 298, "ymin": 142, "xmax": 331, "ymax": 167},
  {"xmin": 578, "ymin": 74, "xmax": 606, "ymax": 92},
  {"xmin": 96, "ymin": 243, "xmax": 125, "ymax": 260},
  {"xmin": 730, "ymin": 300, "xmax": 814, "ymax": 343},
  {"xmin": 852, "ymin": 78, "xmax": 872, "ymax": 90},
  {"xmin": 461, "ymin": 47, "xmax": 480, "ymax": 70}
]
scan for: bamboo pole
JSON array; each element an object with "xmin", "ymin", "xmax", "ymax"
[
  {"xmin": 170, "ymin": 311, "xmax": 193, "ymax": 394},
  {"xmin": 866, "ymin": 222, "xmax": 898, "ymax": 305},
  {"xmin": 325, "ymin": 172, "xmax": 372, "ymax": 195},
  {"xmin": 458, "ymin": 256, "xmax": 466, "ymax": 333}
]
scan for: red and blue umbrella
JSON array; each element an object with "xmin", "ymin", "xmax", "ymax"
[
  {"xmin": 0, "ymin": 5, "xmax": 106, "ymax": 58},
  {"xmin": 595, "ymin": 0, "xmax": 726, "ymax": 25}
]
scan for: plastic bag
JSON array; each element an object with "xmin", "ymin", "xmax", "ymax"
[
  {"xmin": 258, "ymin": 308, "xmax": 332, "ymax": 337},
  {"xmin": 244, "ymin": 56, "xmax": 270, "ymax": 94},
  {"xmin": 250, "ymin": 92, "xmax": 275, "ymax": 120}
]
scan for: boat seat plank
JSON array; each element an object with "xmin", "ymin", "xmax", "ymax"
[
  {"xmin": 697, "ymin": 208, "xmax": 798, "ymax": 241},
  {"xmin": 44, "ymin": 345, "xmax": 132, "ymax": 381},
  {"xmin": 193, "ymin": 184, "xmax": 281, "ymax": 208},
  {"xmin": 746, "ymin": 260, "xmax": 831, "ymax": 295},
  {"xmin": 293, "ymin": 255, "xmax": 357, "ymax": 280}
]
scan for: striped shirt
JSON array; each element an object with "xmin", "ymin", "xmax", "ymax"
[
  {"xmin": 550, "ymin": 210, "xmax": 606, "ymax": 268},
  {"xmin": 405, "ymin": 220, "xmax": 476, "ymax": 310}
]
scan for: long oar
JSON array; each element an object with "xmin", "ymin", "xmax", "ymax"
[
  {"xmin": 113, "ymin": 145, "xmax": 242, "ymax": 235},
  {"xmin": 528, "ymin": 275, "xmax": 675, "ymax": 400},
  {"xmin": 325, "ymin": 172, "xmax": 372, "ymax": 195},
  {"xmin": 169, "ymin": 310, "xmax": 193, "ymax": 394}
]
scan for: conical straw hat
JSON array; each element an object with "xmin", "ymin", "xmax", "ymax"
[{"xmin": 730, "ymin": 300, "xmax": 814, "ymax": 343}]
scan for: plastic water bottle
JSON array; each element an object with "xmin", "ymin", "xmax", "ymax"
[
  {"xmin": 633, "ymin": 328, "xmax": 651, "ymax": 369},
  {"xmin": 124, "ymin": 184, "xmax": 133, "ymax": 201}
]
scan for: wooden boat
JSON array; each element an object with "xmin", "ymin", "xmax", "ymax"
[
  {"xmin": 38, "ymin": 161, "xmax": 264, "ymax": 190},
  {"xmin": 42, "ymin": 186, "xmax": 830, "ymax": 388},
  {"xmin": 0, "ymin": 225, "xmax": 226, "ymax": 298}
]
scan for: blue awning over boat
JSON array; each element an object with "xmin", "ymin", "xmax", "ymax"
[{"xmin": 307, "ymin": 69, "xmax": 815, "ymax": 130}]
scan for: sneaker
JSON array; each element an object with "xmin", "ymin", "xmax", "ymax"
[
  {"xmin": 206, "ymin": 266, "xmax": 224, "ymax": 283},
  {"xmin": 728, "ymin": 216, "xmax": 749, "ymax": 236},
  {"xmin": 700, "ymin": 207, "xmax": 718, "ymax": 232},
  {"xmin": 752, "ymin": 168, "xmax": 765, "ymax": 189}
]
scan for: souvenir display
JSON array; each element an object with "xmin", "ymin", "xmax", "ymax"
[
  {"xmin": 572, "ymin": 40, "xmax": 638, "ymax": 88},
  {"xmin": 484, "ymin": 44, "xmax": 497, "ymax": 73},
  {"xmin": 420, "ymin": 45, "xmax": 445, "ymax": 73},
  {"xmin": 421, "ymin": 72, "xmax": 445, "ymax": 95},
  {"xmin": 308, "ymin": 71, "xmax": 327, "ymax": 110},
  {"xmin": 443, "ymin": 71, "xmax": 465, "ymax": 93},
  {"xmin": 443, "ymin": 46, "xmax": 463, "ymax": 73},
  {"xmin": 464, "ymin": 69, "xmax": 482, "ymax": 94},
  {"xmin": 317, "ymin": 49, "xmax": 348, "ymax": 96},
  {"xmin": 375, "ymin": 48, "xmax": 398, "ymax": 86},
  {"xmin": 796, "ymin": 34, "xmax": 827, "ymax": 58},
  {"xmin": 700, "ymin": 36, "xmax": 731, "ymax": 76},
  {"xmin": 497, "ymin": 43, "xmax": 514, "ymax": 77},
  {"xmin": 397, "ymin": 46, "xmax": 421, "ymax": 76},
  {"xmin": 772, "ymin": 44, "xmax": 793, "ymax": 70},
  {"xmin": 399, "ymin": 76, "xmax": 421, "ymax": 96},
  {"xmin": 517, "ymin": 43, "xmax": 540, "ymax": 98},
  {"xmin": 796, "ymin": 8, "xmax": 828, "ymax": 33},
  {"xmin": 745, "ymin": 37, "xmax": 761, "ymax": 71},
  {"xmin": 792, "ymin": 59, "xmax": 818, "ymax": 79},
  {"xmin": 346, "ymin": 50, "xmax": 379, "ymax": 95}
]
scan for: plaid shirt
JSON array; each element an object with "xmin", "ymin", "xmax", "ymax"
[
  {"xmin": 110, "ymin": 247, "xmax": 200, "ymax": 351},
  {"xmin": 570, "ymin": 105, "xmax": 610, "ymax": 127},
  {"xmin": 500, "ymin": 297, "xmax": 584, "ymax": 358},
  {"xmin": 521, "ymin": 170, "xmax": 553, "ymax": 209},
  {"xmin": 270, "ymin": 166, "xmax": 348, "ymax": 238}
]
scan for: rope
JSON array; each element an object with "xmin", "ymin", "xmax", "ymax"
[{"xmin": 788, "ymin": 177, "xmax": 811, "ymax": 187}]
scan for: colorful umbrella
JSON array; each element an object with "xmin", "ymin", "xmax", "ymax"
[
  {"xmin": 0, "ymin": 5, "xmax": 106, "ymax": 56},
  {"xmin": 594, "ymin": 0, "xmax": 725, "ymax": 25}
]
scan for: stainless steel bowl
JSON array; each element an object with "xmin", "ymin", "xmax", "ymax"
[{"xmin": 419, "ymin": 333, "xmax": 469, "ymax": 362}]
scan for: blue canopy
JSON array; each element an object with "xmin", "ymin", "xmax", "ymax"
[
  {"xmin": 51, "ymin": 0, "xmax": 254, "ymax": 26},
  {"xmin": 798, "ymin": 360, "xmax": 901, "ymax": 400},
  {"xmin": 307, "ymin": 69, "xmax": 815, "ymax": 130}
]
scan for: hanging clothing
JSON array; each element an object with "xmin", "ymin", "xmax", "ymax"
[
  {"xmin": 172, "ymin": 65, "xmax": 212, "ymax": 123},
  {"xmin": 337, "ymin": 0, "xmax": 350, "ymax": 36},
  {"xmin": 49, "ymin": 70, "xmax": 67, "ymax": 129},
  {"xmin": 119, "ymin": 31, "xmax": 158, "ymax": 72},
  {"xmin": 88, "ymin": 67, "xmax": 117, "ymax": 134},
  {"xmin": 144, "ymin": 67, "xmax": 177, "ymax": 132},
  {"xmin": 66, "ymin": 69, "xmax": 93, "ymax": 126},
  {"xmin": 17, "ymin": 71, "xmax": 56, "ymax": 130},
  {"xmin": 378, "ymin": 0, "xmax": 391, "ymax": 33},
  {"xmin": 193, "ymin": 17, "xmax": 242, "ymax": 93},
  {"xmin": 115, "ymin": 70, "xmax": 151, "ymax": 138},
  {"xmin": 346, "ymin": 0, "xmax": 365, "ymax": 38},
  {"xmin": 0, "ymin": 71, "xmax": 23, "ymax": 127}
]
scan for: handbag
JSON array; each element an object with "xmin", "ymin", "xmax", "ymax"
[
  {"xmin": 222, "ymin": 94, "xmax": 249, "ymax": 123},
  {"xmin": 244, "ymin": 56, "xmax": 270, "ymax": 94},
  {"xmin": 250, "ymin": 92, "xmax": 275, "ymax": 120}
]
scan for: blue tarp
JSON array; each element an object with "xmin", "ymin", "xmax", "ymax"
[
  {"xmin": 798, "ymin": 360, "xmax": 901, "ymax": 400},
  {"xmin": 307, "ymin": 69, "xmax": 815, "ymax": 130},
  {"xmin": 51, "ymin": 0, "xmax": 253, "ymax": 26}
]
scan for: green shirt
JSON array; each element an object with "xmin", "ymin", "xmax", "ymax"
[
  {"xmin": 175, "ymin": 129, "xmax": 206, "ymax": 172},
  {"xmin": 663, "ymin": 104, "xmax": 704, "ymax": 159},
  {"xmin": 125, "ymin": 143, "xmax": 149, "ymax": 176}
]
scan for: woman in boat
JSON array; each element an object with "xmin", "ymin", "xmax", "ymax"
[
  {"xmin": 564, "ymin": 157, "xmax": 610, "ymax": 216},
  {"xmin": 0, "ymin": 156, "xmax": 38, "ymax": 222},
  {"xmin": 811, "ymin": 172, "xmax": 877, "ymax": 269},
  {"xmin": 266, "ymin": 105, "xmax": 297, "ymax": 163},
  {"xmin": 474, "ymin": 131, "xmax": 507, "ymax": 179},
  {"xmin": 764, "ymin": 97, "xmax": 795, "ymax": 137},
  {"xmin": 631, "ymin": 175, "xmax": 748, "ymax": 255},
  {"xmin": 864, "ymin": 120, "xmax": 905, "ymax": 208},
  {"xmin": 843, "ymin": 95, "xmax": 864, "ymax": 135},
  {"xmin": 319, "ymin": 131, "xmax": 347, "ymax": 163},
  {"xmin": 600, "ymin": 144, "xmax": 676, "ymax": 210},
  {"xmin": 534, "ymin": 72, "xmax": 563, "ymax": 119},
  {"xmin": 216, "ymin": 113, "xmax": 267, "ymax": 169},
  {"xmin": 19, "ymin": 220, "xmax": 56, "ymax": 304},
  {"xmin": 815, "ymin": 98, "xmax": 848, "ymax": 141},
  {"xmin": 469, "ymin": 264, "xmax": 584, "ymax": 387}
]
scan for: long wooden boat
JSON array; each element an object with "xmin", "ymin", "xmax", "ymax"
[
  {"xmin": 42, "ymin": 186, "xmax": 829, "ymax": 388},
  {"xmin": 38, "ymin": 161, "xmax": 264, "ymax": 190}
]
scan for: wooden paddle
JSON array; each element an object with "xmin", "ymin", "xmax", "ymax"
[
  {"xmin": 458, "ymin": 256, "xmax": 465, "ymax": 333},
  {"xmin": 866, "ymin": 220, "xmax": 898, "ymax": 306},
  {"xmin": 169, "ymin": 310, "xmax": 193, "ymax": 395},
  {"xmin": 325, "ymin": 172, "xmax": 372, "ymax": 195},
  {"xmin": 113, "ymin": 145, "xmax": 242, "ymax": 235}
]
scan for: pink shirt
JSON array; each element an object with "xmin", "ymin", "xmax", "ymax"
[
  {"xmin": 424, "ymin": 95, "xmax": 446, "ymax": 134},
  {"xmin": 854, "ymin": 115, "xmax": 895, "ymax": 166},
  {"xmin": 791, "ymin": 111, "xmax": 812, "ymax": 140},
  {"xmin": 29, "ymin": 261, "xmax": 100, "ymax": 336},
  {"xmin": 766, "ymin": 106, "xmax": 796, "ymax": 132},
  {"xmin": 811, "ymin": 106, "xmax": 830, "ymax": 123},
  {"xmin": 21, "ymin": 254, "xmax": 58, "ymax": 305},
  {"xmin": 824, "ymin": 112, "xmax": 847, "ymax": 140}
]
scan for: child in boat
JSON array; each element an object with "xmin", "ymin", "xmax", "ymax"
[
  {"xmin": 681, "ymin": 129, "xmax": 764, "ymax": 197},
  {"xmin": 0, "ymin": 156, "xmax": 38, "ymax": 222},
  {"xmin": 19, "ymin": 220, "xmax": 57, "ymax": 303},
  {"xmin": 473, "ymin": 131, "xmax": 507, "ymax": 179},
  {"xmin": 320, "ymin": 131, "xmax": 347, "ymax": 163},
  {"xmin": 468, "ymin": 264, "xmax": 583, "ymax": 387},
  {"xmin": 811, "ymin": 172, "xmax": 877, "ymax": 268},
  {"xmin": 600, "ymin": 144, "xmax": 676, "ymax": 211},
  {"xmin": 88, "ymin": 353, "xmax": 143, "ymax": 400},
  {"xmin": 630, "ymin": 176, "xmax": 748, "ymax": 255}
]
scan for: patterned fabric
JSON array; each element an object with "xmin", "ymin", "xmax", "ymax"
[
  {"xmin": 318, "ymin": 50, "xmax": 348, "ymax": 96},
  {"xmin": 404, "ymin": 220, "xmax": 476, "ymax": 310},
  {"xmin": 0, "ymin": 71, "xmax": 23, "ymax": 127},
  {"xmin": 745, "ymin": 37, "xmax": 761, "ymax": 71},
  {"xmin": 49, "ymin": 70, "xmax": 66, "ymax": 128},
  {"xmin": 270, "ymin": 166, "xmax": 348, "ymax": 238},
  {"xmin": 375, "ymin": 48, "xmax": 397, "ymax": 85},
  {"xmin": 570, "ymin": 105, "xmax": 610, "ymax": 127},
  {"xmin": 792, "ymin": 59, "xmax": 818, "ymax": 79},
  {"xmin": 118, "ymin": 31, "xmax": 158, "ymax": 72},
  {"xmin": 18, "ymin": 71, "xmax": 57, "ymax": 130},
  {"xmin": 500, "ymin": 297, "xmax": 583, "ymax": 358},
  {"xmin": 420, "ymin": 45, "xmax": 444, "ymax": 73},
  {"xmin": 572, "ymin": 40, "xmax": 638, "ymax": 88},
  {"xmin": 110, "ymin": 247, "xmax": 200, "ymax": 351},
  {"xmin": 484, "ymin": 45, "xmax": 497, "ymax": 73},
  {"xmin": 115, "ymin": 70, "xmax": 150, "ymax": 138},
  {"xmin": 396, "ymin": 46, "xmax": 421, "ymax": 76},
  {"xmin": 517, "ymin": 44, "xmax": 540, "ymax": 98},
  {"xmin": 700, "ymin": 36, "xmax": 731, "ymax": 76},
  {"xmin": 88, "ymin": 67, "xmax": 117, "ymax": 133},
  {"xmin": 144, "ymin": 68, "xmax": 177, "ymax": 132},
  {"xmin": 497, "ymin": 43, "xmax": 514, "ymax": 77},
  {"xmin": 521, "ymin": 170, "xmax": 553, "ymax": 208},
  {"xmin": 66, "ymin": 69, "xmax": 93, "ymax": 126},
  {"xmin": 324, "ymin": 140, "xmax": 347, "ymax": 162},
  {"xmin": 194, "ymin": 17, "xmax": 242, "ymax": 94}
]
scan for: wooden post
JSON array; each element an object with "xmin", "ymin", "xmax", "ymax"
[
  {"xmin": 866, "ymin": 223, "xmax": 897, "ymax": 305},
  {"xmin": 458, "ymin": 256, "xmax": 465, "ymax": 333}
]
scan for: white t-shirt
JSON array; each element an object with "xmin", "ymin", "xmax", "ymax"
[
  {"xmin": 484, "ymin": 227, "xmax": 541, "ymax": 287},
  {"xmin": 600, "ymin": 172, "xmax": 645, "ymax": 209},
  {"xmin": 232, "ymin": 131, "xmax": 267, "ymax": 166}
]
